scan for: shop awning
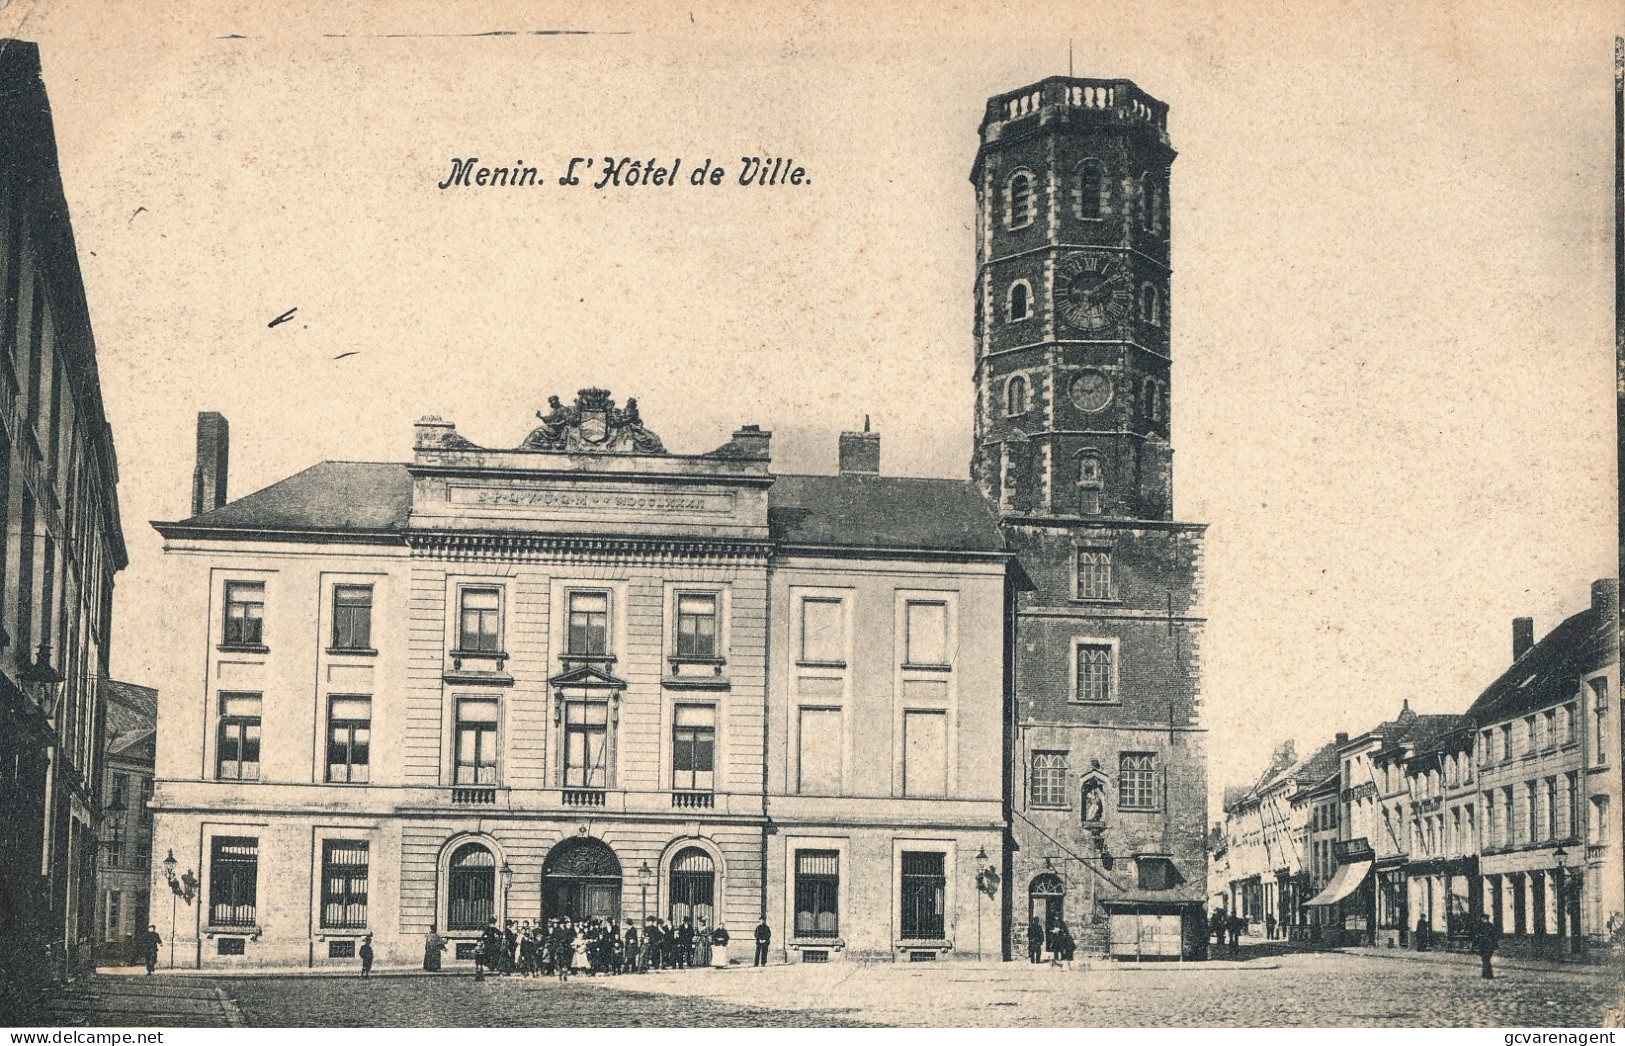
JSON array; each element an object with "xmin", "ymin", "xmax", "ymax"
[{"xmin": 1304, "ymin": 860, "xmax": 1372, "ymax": 907}]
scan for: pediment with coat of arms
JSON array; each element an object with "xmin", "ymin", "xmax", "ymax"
[{"xmin": 521, "ymin": 388, "xmax": 667, "ymax": 454}]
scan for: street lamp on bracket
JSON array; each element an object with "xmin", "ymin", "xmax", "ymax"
[{"xmin": 161, "ymin": 848, "xmax": 197, "ymax": 970}]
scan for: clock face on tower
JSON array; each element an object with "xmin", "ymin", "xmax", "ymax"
[
  {"xmin": 1069, "ymin": 369, "xmax": 1113, "ymax": 412},
  {"xmin": 1058, "ymin": 251, "xmax": 1134, "ymax": 333}
]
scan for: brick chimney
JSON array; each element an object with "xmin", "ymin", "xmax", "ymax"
[
  {"xmin": 838, "ymin": 416, "xmax": 880, "ymax": 476},
  {"xmin": 1334, "ymin": 732, "xmax": 1349, "ymax": 746},
  {"xmin": 1512, "ymin": 617, "xmax": 1534, "ymax": 662},
  {"xmin": 1591, "ymin": 578, "xmax": 1618, "ymax": 617},
  {"xmin": 191, "ymin": 412, "xmax": 229, "ymax": 517}
]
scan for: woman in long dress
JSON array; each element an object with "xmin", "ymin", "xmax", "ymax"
[
  {"xmin": 694, "ymin": 919, "xmax": 713, "ymax": 968},
  {"xmin": 572, "ymin": 927, "xmax": 591, "ymax": 973},
  {"xmin": 710, "ymin": 924, "xmax": 730, "ymax": 968}
]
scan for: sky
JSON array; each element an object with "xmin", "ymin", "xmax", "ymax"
[{"xmin": 1, "ymin": 0, "xmax": 1617, "ymax": 813}]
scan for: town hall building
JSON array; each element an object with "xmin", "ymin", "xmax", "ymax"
[{"xmin": 146, "ymin": 75, "xmax": 1209, "ymax": 968}]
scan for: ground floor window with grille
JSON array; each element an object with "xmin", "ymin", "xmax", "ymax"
[
  {"xmin": 794, "ymin": 850, "xmax": 839, "ymax": 938},
  {"xmin": 322, "ymin": 840, "xmax": 370, "ymax": 929},
  {"xmin": 1119, "ymin": 753, "xmax": 1160, "ymax": 811},
  {"xmin": 447, "ymin": 842, "xmax": 495, "ymax": 930},
  {"xmin": 900, "ymin": 851, "xmax": 946, "ymax": 940},
  {"xmin": 668, "ymin": 847, "xmax": 715, "ymax": 927},
  {"xmin": 209, "ymin": 837, "xmax": 259, "ymax": 927}
]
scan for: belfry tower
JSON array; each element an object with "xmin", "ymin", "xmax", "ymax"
[{"xmin": 971, "ymin": 78, "xmax": 1209, "ymax": 960}]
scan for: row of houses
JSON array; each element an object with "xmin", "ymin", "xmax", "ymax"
[{"xmin": 1212, "ymin": 580, "xmax": 1621, "ymax": 956}]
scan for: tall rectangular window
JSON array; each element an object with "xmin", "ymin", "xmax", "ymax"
[
  {"xmin": 332, "ymin": 585, "xmax": 373, "ymax": 651},
  {"xmin": 107, "ymin": 890, "xmax": 121, "ymax": 937},
  {"xmin": 1119, "ymin": 752, "xmax": 1159, "ymax": 811},
  {"xmin": 453, "ymin": 697, "xmax": 498, "ymax": 785},
  {"xmin": 1565, "ymin": 771, "xmax": 1579, "ymax": 837},
  {"xmin": 1500, "ymin": 724, "xmax": 1513, "ymax": 763},
  {"xmin": 209, "ymin": 836, "xmax": 259, "ymax": 927},
  {"xmin": 1526, "ymin": 781, "xmax": 1539, "ymax": 843},
  {"xmin": 326, "ymin": 696, "xmax": 371, "ymax": 784},
  {"xmin": 800, "ymin": 598, "xmax": 845, "ymax": 665},
  {"xmin": 1076, "ymin": 549, "xmax": 1112, "ymax": 600},
  {"xmin": 793, "ymin": 850, "xmax": 839, "ymax": 938},
  {"xmin": 1546, "ymin": 776, "xmax": 1559, "ymax": 840},
  {"xmin": 797, "ymin": 707, "xmax": 842, "ymax": 794},
  {"xmin": 1544, "ymin": 709, "xmax": 1558, "ymax": 751},
  {"xmin": 216, "ymin": 692, "xmax": 262, "ymax": 781},
  {"xmin": 902, "ymin": 709, "xmax": 948, "ymax": 797},
  {"xmin": 110, "ymin": 773, "xmax": 128, "ymax": 811},
  {"xmin": 1029, "ymin": 751, "xmax": 1068, "ymax": 808},
  {"xmin": 1563, "ymin": 705, "xmax": 1577, "ymax": 745},
  {"xmin": 566, "ymin": 591, "xmax": 610, "ymax": 656},
  {"xmin": 672, "ymin": 704, "xmax": 715, "ymax": 791},
  {"xmin": 904, "ymin": 601, "xmax": 948, "ymax": 667},
  {"xmin": 562, "ymin": 698, "xmax": 608, "ymax": 788},
  {"xmin": 320, "ymin": 840, "xmax": 369, "ymax": 929},
  {"xmin": 1075, "ymin": 643, "xmax": 1114, "ymax": 703},
  {"xmin": 1592, "ymin": 680, "xmax": 1609, "ymax": 766},
  {"xmin": 223, "ymin": 581, "xmax": 264, "ymax": 647},
  {"xmin": 458, "ymin": 588, "xmax": 501, "ymax": 653},
  {"xmin": 675, "ymin": 593, "xmax": 718, "ymax": 659},
  {"xmin": 899, "ymin": 851, "xmax": 946, "ymax": 940},
  {"xmin": 1590, "ymin": 795, "xmax": 1611, "ymax": 845},
  {"xmin": 1524, "ymin": 716, "xmax": 1537, "ymax": 756}
]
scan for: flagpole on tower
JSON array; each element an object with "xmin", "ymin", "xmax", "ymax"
[{"xmin": 1069, "ymin": 39, "xmax": 1074, "ymax": 78}]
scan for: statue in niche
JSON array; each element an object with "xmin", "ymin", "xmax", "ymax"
[{"xmin": 1081, "ymin": 779, "xmax": 1105, "ymax": 825}]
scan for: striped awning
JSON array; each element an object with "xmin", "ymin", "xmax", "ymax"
[{"xmin": 1304, "ymin": 860, "xmax": 1372, "ymax": 907}]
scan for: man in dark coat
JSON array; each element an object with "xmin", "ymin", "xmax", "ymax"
[
  {"xmin": 359, "ymin": 934, "xmax": 374, "ymax": 978},
  {"xmin": 140, "ymin": 925, "xmax": 161, "ymax": 974},
  {"xmin": 1471, "ymin": 914, "xmax": 1500, "ymax": 979},
  {"xmin": 754, "ymin": 918, "xmax": 771, "ymax": 967},
  {"xmin": 1028, "ymin": 917, "xmax": 1046, "ymax": 963},
  {"xmin": 677, "ymin": 919, "xmax": 696, "ymax": 969}
]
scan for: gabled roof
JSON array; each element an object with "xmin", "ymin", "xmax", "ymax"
[
  {"xmin": 1286, "ymin": 740, "xmax": 1341, "ymax": 802},
  {"xmin": 1466, "ymin": 601, "xmax": 1614, "ymax": 725},
  {"xmin": 767, "ymin": 474, "xmax": 1005, "ymax": 554}
]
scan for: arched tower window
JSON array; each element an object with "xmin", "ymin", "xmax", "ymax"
[
  {"xmin": 1143, "ymin": 377, "xmax": 1159, "ymax": 421},
  {"xmin": 1006, "ymin": 170, "xmax": 1036, "ymax": 230},
  {"xmin": 1007, "ymin": 279, "xmax": 1031, "ymax": 322},
  {"xmin": 1077, "ymin": 451, "xmax": 1103, "ymax": 515},
  {"xmin": 1077, "ymin": 160, "xmax": 1105, "ymax": 221},
  {"xmin": 1139, "ymin": 172, "xmax": 1163, "ymax": 234},
  {"xmin": 1140, "ymin": 283, "xmax": 1159, "ymax": 326},
  {"xmin": 1006, "ymin": 375, "xmax": 1028, "ymax": 417}
]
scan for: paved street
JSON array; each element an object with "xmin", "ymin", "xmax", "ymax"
[{"xmin": 21, "ymin": 946, "xmax": 1624, "ymax": 1028}]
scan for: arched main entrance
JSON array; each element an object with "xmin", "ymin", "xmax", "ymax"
[
  {"xmin": 1029, "ymin": 873, "xmax": 1065, "ymax": 936},
  {"xmin": 668, "ymin": 847, "xmax": 715, "ymax": 928},
  {"xmin": 542, "ymin": 837, "xmax": 622, "ymax": 923}
]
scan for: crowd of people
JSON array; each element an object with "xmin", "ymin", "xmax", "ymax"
[{"xmin": 454, "ymin": 916, "xmax": 735, "ymax": 979}]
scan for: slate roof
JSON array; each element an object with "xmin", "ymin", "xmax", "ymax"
[
  {"xmin": 159, "ymin": 461, "xmax": 413, "ymax": 535},
  {"xmin": 767, "ymin": 474, "xmax": 1005, "ymax": 554},
  {"xmin": 104, "ymin": 679, "xmax": 157, "ymax": 756},
  {"xmin": 1465, "ymin": 602, "xmax": 1613, "ymax": 725},
  {"xmin": 157, "ymin": 462, "xmax": 1007, "ymax": 555}
]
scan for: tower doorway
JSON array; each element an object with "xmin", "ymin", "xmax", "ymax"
[
  {"xmin": 1029, "ymin": 873, "xmax": 1065, "ymax": 935},
  {"xmin": 541, "ymin": 837, "xmax": 622, "ymax": 923}
]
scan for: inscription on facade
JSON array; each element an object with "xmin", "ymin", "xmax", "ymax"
[{"xmin": 450, "ymin": 485, "xmax": 734, "ymax": 516}]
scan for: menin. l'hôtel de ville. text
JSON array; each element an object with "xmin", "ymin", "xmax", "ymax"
[{"xmin": 437, "ymin": 156, "xmax": 808, "ymax": 190}]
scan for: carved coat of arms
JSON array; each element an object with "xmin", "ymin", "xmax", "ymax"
[{"xmin": 521, "ymin": 388, "xmax": 666, "ymax": 454}]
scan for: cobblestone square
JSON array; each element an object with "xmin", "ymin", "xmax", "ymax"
[{"xmin": 29, "ymin": 947, "xmax": 1625, "ymax": 1028}]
